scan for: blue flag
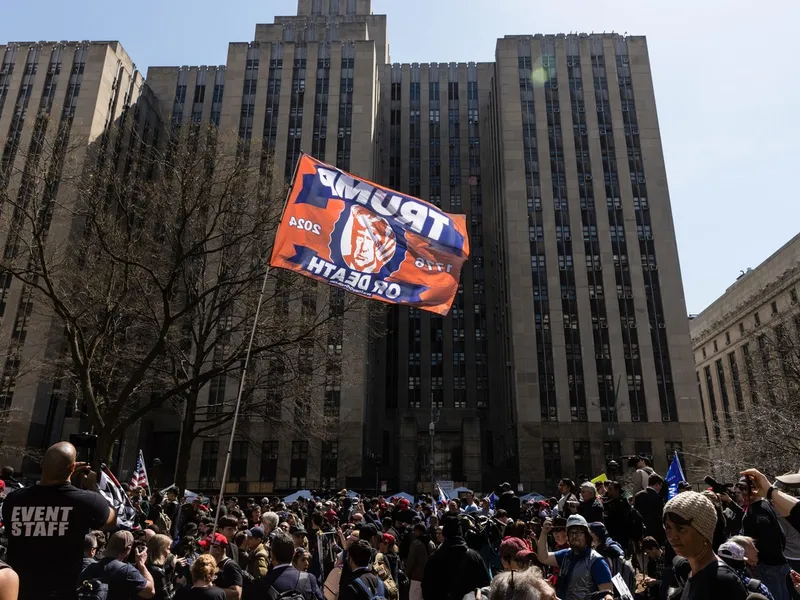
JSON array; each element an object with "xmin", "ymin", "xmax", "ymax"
[
  {"xmin": 665, "ymin": 452, "xmax": 686, "ymax": 499},
  {"xmin": 435, "ymin": 483, "xmax": 448, "ymax": 505},
  {"xmin": 488, "ymin": 492, "xmax": 499, "ymax": 510}
]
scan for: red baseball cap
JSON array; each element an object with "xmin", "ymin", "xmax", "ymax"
[
  {"xmin": 199, "ymin": 533, "xmax": 229, "ymax": 549},
  {"xmin": 382, "ymin": 533, "xmax": 396, "ymax": 545},
  {"xmin": 0, "ymin": 480, "xmax": 5, "ymax": 492},
  {"xmin": 499, "ymin": 537, "xmax": 529, "ymax": 560},
  {"xmin": 324, "ymin": 509, "xmax": 339, "ymax": 523}
]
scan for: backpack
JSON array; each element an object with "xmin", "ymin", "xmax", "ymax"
[
  {"xmin": 267, "ymin": 571, "xmax": 310, "ymax": 600},
  {"xmin": 156, "ymin": 509, "xmax": 172, "ymax": 534},
  {"xmin": 355, "ymin": 577, "xmax": 388, "ymax": 600},
  {"xmin": 76, "ymin": 560, "xmax": 127, "ymax": 600}
]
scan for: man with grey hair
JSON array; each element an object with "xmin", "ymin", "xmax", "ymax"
[
  {"xmin": 262, "ymin": 511, "xmax": 280, "ymax": 538},
  {"xmin": 80, "ymin": 530, "xmax": 155, "ymax": 598},
  {"xmin": 485, "ymin": 569, "xmax": 557, "ymax": 600},
  {"xmin": 577, "ymin": 482, "xmax": 604, "ymax": 523}
]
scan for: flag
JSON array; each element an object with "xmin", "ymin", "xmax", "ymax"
[
  {"xmin": 99, "ymin": 466, "xmax": 137, "ymax": 529},
  {"xmin": 591, "ymin": 473, "xmax": 608, "ymax": 484},
  {"xmin": 435, "ymin": 483, "xmax": 448, "ymax": 505},
  {"xmin": 488, "ymin": 492, "xmax": 499, "ymax": 510},
  {"xmin": 129, "ymin": 450, "xmax": 149, "ymax": 492},
  {"xmin": 270, "ymin": 154, "xmax": 470, "ymax": 316},
  {"xmin": 665, "ymin": 452, "xmax": 686, "ymax": 500}
]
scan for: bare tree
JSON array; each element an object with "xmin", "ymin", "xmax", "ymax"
[
  {"xmin": 0, "ymin": 119, "xmax": 366, "ymax": 470},
  {"xmin": 705, "ymin": 313, "xmax": 800, "ymax": 479}
]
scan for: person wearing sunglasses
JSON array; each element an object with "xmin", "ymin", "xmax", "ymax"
[{"xmin": 536, "ymin": 514, "xmax": 613, "ymax": 600}]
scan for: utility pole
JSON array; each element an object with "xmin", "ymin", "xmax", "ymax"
[{"xmin": 429, "ymin": 395, "xmax": 440, "ymax": 498}]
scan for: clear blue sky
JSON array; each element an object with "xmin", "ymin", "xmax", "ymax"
[{"xmin": 3, "ymin": 0, "xmax": 798, "ymax": 314}]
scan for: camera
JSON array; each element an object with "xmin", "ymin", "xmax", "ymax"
[{"xmin": 703, "ymin": 476, "xmax": 734, "ymax": 495}]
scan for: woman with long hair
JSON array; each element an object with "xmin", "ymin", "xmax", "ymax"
[{"xmin": 147, "ymin": 534, "xmax": 178, "ymax": 600}]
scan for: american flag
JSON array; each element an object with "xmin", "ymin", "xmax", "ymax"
[{"xmin": 129, "ymin": 450, "xmax": 149, "ymax": 491}]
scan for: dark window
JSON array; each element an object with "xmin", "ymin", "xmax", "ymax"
[
  {"xmin": 791, "ymin": 289, "xmax": 798, "ymax": 304},
  {"xmin": 725, "ymin": 331, "xmax": 731, "ymax": 345},
  {"xmin": 634, "ymin": 441, "xmax": 652, "ymax": 461},
  {"xmin": 543, "ymin": 441, "xmax": 561, "ymax": 481},
  {"xmin": 199, "ymin": 441, "xmax": 219, "ymax": 485},
  {"xmin": 771, "ymin": 301, "xmax": 778, "ymax": 315},
  {"xmin": 260, "ymin": 441, "xmax": 278, "ymax": 481},
  {"xmin": 229, "ymin": 441, "xmax": 248, "ymax": 482},
  {"xmin": 290, "ymin": 441, "xmax": 309, "ymax": 488},
  {"xmin": 754, "ymin": 312, "xmax": 761, "ymax": 326},
  {"xmin": 728, "ymin": 352, "xmax": 744, "ymax": 411},
  {"xmin": 573, "ymin": 441, "xmax": 592, "ymax": 480}
]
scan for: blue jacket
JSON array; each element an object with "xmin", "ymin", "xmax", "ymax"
[{"xmin": 255, "ymin": 564, "xmax": 323, "ymax": 600}]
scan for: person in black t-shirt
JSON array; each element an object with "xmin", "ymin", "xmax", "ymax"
[
  {"xmin": 662, "ymin": 491, "xmax": 747, "ymax": 600},
  {"xmin": 203, "ymin": 533, "xmax": 243, "ymax": 599},
  {"xmin": 175, "ymin": 555, "xmax": 226, "ymax": 600},
  {"xmin": 1, "ymin": 441, "xmax": 116, "ymax": 600}
]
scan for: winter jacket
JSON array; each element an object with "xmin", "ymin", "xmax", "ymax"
[
  {"xmin": 577, "ymin": 498, "xmax": 604, "ymax": 524},
  {"xmin": 421, "ymin": 536, "xmax": 490, "ymax": 600},
  {"xmin": 405, "ymin": 537, "xmax": 430, "ymax": 582},
  {"xmin": 604, "ymin": 497, "xmax": 633, "ymax": 549}
]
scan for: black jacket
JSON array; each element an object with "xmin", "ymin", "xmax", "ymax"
[
  {"xmin": 604, "ymin": 497, "xmax": 633, "ymax": 549},
  {"xmin": 742, "ymin": 499, "xmax": 786, "ymax": 566},
  {"xmin": 497, "ymin": 492, "xmax": 520, "ymax": 521},
  {"xmin": 339, "ymin": 567, "xmax": 383, "ymax": 600},
  {"xmin": 577, "ymin": 498, "xmax": 604, "ymax": 524},
  {"xmin": 635, "ymin": 488, "xmax": 666, "ymax": 544},
  {"xmin": 421, "ymin": 536, "xmax": 490, "ymax": 600}
]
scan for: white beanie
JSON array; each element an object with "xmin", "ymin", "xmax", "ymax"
[{"xmin": 663, "ymin": 491, "xmax": 717, "ymax": 544}]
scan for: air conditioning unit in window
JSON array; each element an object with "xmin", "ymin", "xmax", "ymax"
[
  {"xmin": 551, "ymin": 82, "xmax": 559, "ymax": 90},
  {"xmin": 625, "ymin": 293, "xmax": 634, "ymax": 299},
  {"xmin": 562, "ymin": 293, "xmax": 569, "ymax": 299},
  {"xmin": 347, "ymin": 86, "xmax": 353, "ymax": 92},
  {"xmin": 601, "ymin": 323, "xmax": 608, "ymax": 329},
  {"xmin": 638, "ymin": 234, "xmax": 646, "ymax": 241},
  {"xmin": 624, "ymin": 353, "xmax": 632, "ymax": 360},
  {"xmin": 618, "ymin": 293, "xmax": 625, "ymax": 299},
  {"xmin": 268, "ymin": 454, "xmax": 278, "ymax": 460},
  {"xmin": 585, "ymin": 173, "xmax": 593, "ymax": 181},
  {"xmin": 596, "ymin": 353, "xmax": 604, "ymax": 359},
  {"xmin": 658, "ymin": 323, "xmax": 666, "ymax": 329},
  {"xmin": 663, "ymin": 416, "xmax": 671, "ymax": 422},
  {"xmin": 564, "ymin": 235, "xmax": 572, "ymax": 241},
  {"xmin": 631, "ymin": 415, "xmax": 640, "ymax": 422},
  {"xmin": 578, "ymin": 106, "xmax": 585, "ymax": 113},
  {"xmin": 553, "ymin": 106, "xmax": 560, "ymax": 113},
  {"xmin": 630, "ymin": 322, "xmax": 637, "ymax": 329},
  {"xmin": 650, "ymin": 264, "xmax": 658, "ymax": 271},
  {"xmin": 646, "ymin": 235, "xmax": 654, "ymax": 240},
  {"xmin": 320, "ymin": 133, "xmax": 326, "ymax": 138},
  {"xmin": 589, "ymin": 292, "xmax": 597, "ymax": 299}
]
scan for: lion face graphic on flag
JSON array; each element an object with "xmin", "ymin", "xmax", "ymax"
[{"xmin": 340, "ymin": 205, "xmax": 397, "ymax": 274}]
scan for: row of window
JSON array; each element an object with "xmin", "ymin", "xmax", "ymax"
[{"xmin": 700, "ymin": 287, "xmax": 799, "ymax": 359}]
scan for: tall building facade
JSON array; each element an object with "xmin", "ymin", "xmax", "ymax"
[
  {"xmin": 1, "ymin": 0, "xmax": 705, "ymax": 491},
  {"xmin": 690, "ymin": 234, "xmax": 800, "ymax": 447},
  {"xmin": 0, "ymin": 40, "xmax": 160, "ymax": 461}
]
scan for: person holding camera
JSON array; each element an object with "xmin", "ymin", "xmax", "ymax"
[
  {"xmin": 80, "ymin": 530, "xmax": 156, "ymax": 598},
  {"xmin": 1, "ymin": 441, "xmax": 117, "ymax": 600}
]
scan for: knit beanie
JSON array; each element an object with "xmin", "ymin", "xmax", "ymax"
[{"xmin": 663, "ymin": 491, "xmax": 717, "ymax": 544}]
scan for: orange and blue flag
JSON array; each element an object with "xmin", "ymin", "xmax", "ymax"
[{"xmin": 270, "ymin": 154, "xmax": 470, "ymax": 316}]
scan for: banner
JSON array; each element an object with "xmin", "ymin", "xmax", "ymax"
[{"xmin": 270, "ymin": 154, "xmax": 470, "ymax": 316}]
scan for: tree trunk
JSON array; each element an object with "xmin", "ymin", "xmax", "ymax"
[
  {"xmin": 174, "ymin": 390, "xmax": 199, "ymax": 491},
  {"xmin": 94, "ymin": 428, "xmax": 116, "ymax": 471}
]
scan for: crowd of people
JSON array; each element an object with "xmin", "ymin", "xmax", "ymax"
[{"xmin": 1, "ymin": 443, "xmax": 800, "ymax": 600}]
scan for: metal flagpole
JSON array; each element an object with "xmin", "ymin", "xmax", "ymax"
[
  {"xmin": 140, "ymin": 450, "xmax": 152, "ymax": 497},
  {"xmin": 212, "ymin": 153, "xmax": 303, "ymax": 534},
  {"xmin": 212, "ymin": 261, "xmax": 273, "ymax": 533}
]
